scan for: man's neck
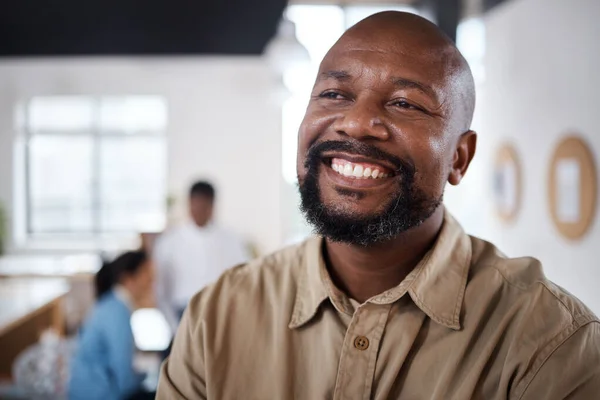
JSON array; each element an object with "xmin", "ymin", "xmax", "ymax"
[
  {"xmin": 191, "ymin": 220, "xmax": 212, "ymax": 230},
  {"xmin": 323, "ymin": 207, "xmax": 444, "ymax": 303}
]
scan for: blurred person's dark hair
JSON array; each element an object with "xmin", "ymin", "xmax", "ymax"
[
  {"xmin": 95, "ymin": 251, "xmax": 148, "ymax": 299},
  {"xmin": 189, "ymin": 181, "xmax": 215, "ymax": 201}
]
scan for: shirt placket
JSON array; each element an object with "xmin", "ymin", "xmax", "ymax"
[{"xmin": 333, "ymin": 303, "xmax": 392, "ymax": 400}]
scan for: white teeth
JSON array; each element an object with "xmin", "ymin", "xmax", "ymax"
[
  {"xmin": 343, "ymin": 164, "xmax": 353, "ymax": 177},
  {"xmin": 331, "ymin": 161, "xmax": 391, "ymax": 179},
  {"xmin": 353, "ymin": 165, "xmax": 364, "ymax": 177}
]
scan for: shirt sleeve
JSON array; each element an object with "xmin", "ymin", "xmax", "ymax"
[
  {"xmin": 153, "ymin": 232, "xmax": 180, "ymax": 332},
  {"xmin": 103, "ymin": 305, "xmax": 144, "ymax": 398},
  {"xmin": 517, "ymin": 321, "xmax": 600, "ymax": 400},
  {"xmin": 156, "ymin": 294, "xmax": 207, "ymax": 399}
]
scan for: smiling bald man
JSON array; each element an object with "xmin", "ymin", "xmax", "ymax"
[{"xmin": 157, "ymin": 12, "xmax": 600, "ymax": 400}]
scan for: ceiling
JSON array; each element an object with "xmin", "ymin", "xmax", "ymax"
[
  {"xmin": 0, "ymin": 0, "xmax": 506, "ymax": 57},
  {"xmin": 288, "ymin": 0, "xmax": 416, "ymax": 4},
  {"xmin": 0, "ymin": 0, "xmax": 288, "ymax": 56}
]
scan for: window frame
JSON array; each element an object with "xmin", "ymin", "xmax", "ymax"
[{"xmin": 23, "ymin": 96, "xmax": 167, "ymax": 237}]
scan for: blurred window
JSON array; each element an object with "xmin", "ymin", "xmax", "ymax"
[
  {"xmin": 457, "ymin": 17, "xmax": 486, "ymax": 84},
  {"xmin": 25, "ymin": 96, "xmax": 167, "ymax": 236}
]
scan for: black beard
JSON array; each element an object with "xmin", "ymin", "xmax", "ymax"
[{"xmin": 299, "ymin": 140, "xmax": 442, "ymax": 246}]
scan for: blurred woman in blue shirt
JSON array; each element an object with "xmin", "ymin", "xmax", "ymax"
[{"xmin": 69, "ymin": 250, "xmax": 154, "ymax": 400}]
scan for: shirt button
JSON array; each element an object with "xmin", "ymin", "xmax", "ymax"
[{"xmin": 354, "ymin": 336, "xmax": 370, "ymax": 351}]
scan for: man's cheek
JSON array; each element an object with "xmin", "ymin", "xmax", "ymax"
[{"xmin": 426, "ymin": 134, "xmax": 453, "ymax": 160}]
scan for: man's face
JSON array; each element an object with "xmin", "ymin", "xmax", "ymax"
[
  {"xmin": 189, "ymin": 195, "xmax": 213, "ymax": 227},
  {"xmin": 297, "ymin": 33, "xmax": 465, "ymax": 245}
]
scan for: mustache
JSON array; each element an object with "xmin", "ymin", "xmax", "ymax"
[{"xmin": 303, "ymin": 140, "xmax": 416, "ymax": 176}]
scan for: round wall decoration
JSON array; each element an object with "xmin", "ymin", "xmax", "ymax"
[{"xmin": 548, "ymin": 135, "xmax": 597, "ymax": 240}]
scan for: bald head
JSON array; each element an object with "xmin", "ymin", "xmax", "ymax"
[
  {"xmin": 322, "ymin": 11, "xmax": 475, "ymax": 132},
  {"xmin": 345, "ymin": 11, "xmax": 455, "ymax": 48}
]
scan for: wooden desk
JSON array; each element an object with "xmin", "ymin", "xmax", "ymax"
[
  {"xmin": 0, "ymin": 254, "xmax": 100, "ymax": 335},
  {"xmin": 0, "ymin": 278, "xmax": 69, "ymax": 379},
  {"xmin": 0, "ymin": 254, "xmax": 99, "ymax": 278}
]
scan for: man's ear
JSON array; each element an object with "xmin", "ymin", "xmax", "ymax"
[{"xmin": 448, "ymin": 131, "xmax": 477, "ymax": 186}]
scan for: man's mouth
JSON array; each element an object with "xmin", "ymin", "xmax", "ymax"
[{"xmin": 329, "ymin": 157, "xmax": 394, "ymax": 179}]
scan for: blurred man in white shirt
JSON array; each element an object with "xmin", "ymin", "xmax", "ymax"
[{"xmin": 154, "ymin": 181, "xmax": 250, "ymax": 332}]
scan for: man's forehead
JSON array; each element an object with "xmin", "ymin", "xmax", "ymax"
[
  {"xmin": 318, "ymin": 42, "xmax": 454, "ymax": 93},
  {"xmin": 331, "ymin": 32, "xmax": 445, "ymax": 57},
  {"xmin": 322, "ymin": 42, "xmax": 448, "ymax": 70}
]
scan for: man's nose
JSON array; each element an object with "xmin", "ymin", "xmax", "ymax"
[{"xmin": 332, "ymin": 99, "xmax": 390, "ymax": 141}]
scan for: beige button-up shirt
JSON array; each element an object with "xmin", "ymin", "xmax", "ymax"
[{"xmin": 157, "ymin": 213, "xmax": 600, "ymax": 399}]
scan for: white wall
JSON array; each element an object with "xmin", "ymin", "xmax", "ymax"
[
  {"xmin": 446, "ymin": 0, "xmax": 600, "ymax": 314},
  {"xmin": 0, "ymin": 57, "xmax": 283, "ymax": 255}
]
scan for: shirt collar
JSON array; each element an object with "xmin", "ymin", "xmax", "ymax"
[
  {"xmin": 289, "ymin": 211, "xmax": 472, "ymax": 331},
  {"xmin": 186, "ymin": 220, "xmax": 215, "ymax": 232},
  {"xmin": 288, "ymin": 236, "xmax": 329, "ymax": 329}
]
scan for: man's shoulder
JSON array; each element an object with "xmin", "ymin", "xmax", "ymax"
[
  {"xmin": 156, "ymin": 223, "xmax": 189, "ymax": 242},
  {"xmin": 468, "ymin": 235, "xmax": 598, "ymax": 337},
  {"xmin": 211, "ymin": 225, "xmax": 248, "ymax": 247},
  {"xmin": 466, "ymin": 236, "xmax": 600, "ymax": 398},
  {"xmin": 187, "ymin": 238, "xmax": 313, "ymax": 314},
  {"xmin": 89, "ymin": 292, "xmax": 131, "ymax": 328},
  {"xmin": 218, "ymin": 238, "xmax": 309, "ymax": 286}
]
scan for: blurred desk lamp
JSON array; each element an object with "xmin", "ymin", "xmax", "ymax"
[{"xmin": 264, "ymin": 17, "xmax": 311, "ymax": 92}]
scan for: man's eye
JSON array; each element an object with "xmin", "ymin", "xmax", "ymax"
[
  {"xmin": 393, "ymin": 100, "xmax": 419, "ymax": 110},
  {"xmin": 319, "ymin": 91, "xmax": 345, "ymax": 100}
]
